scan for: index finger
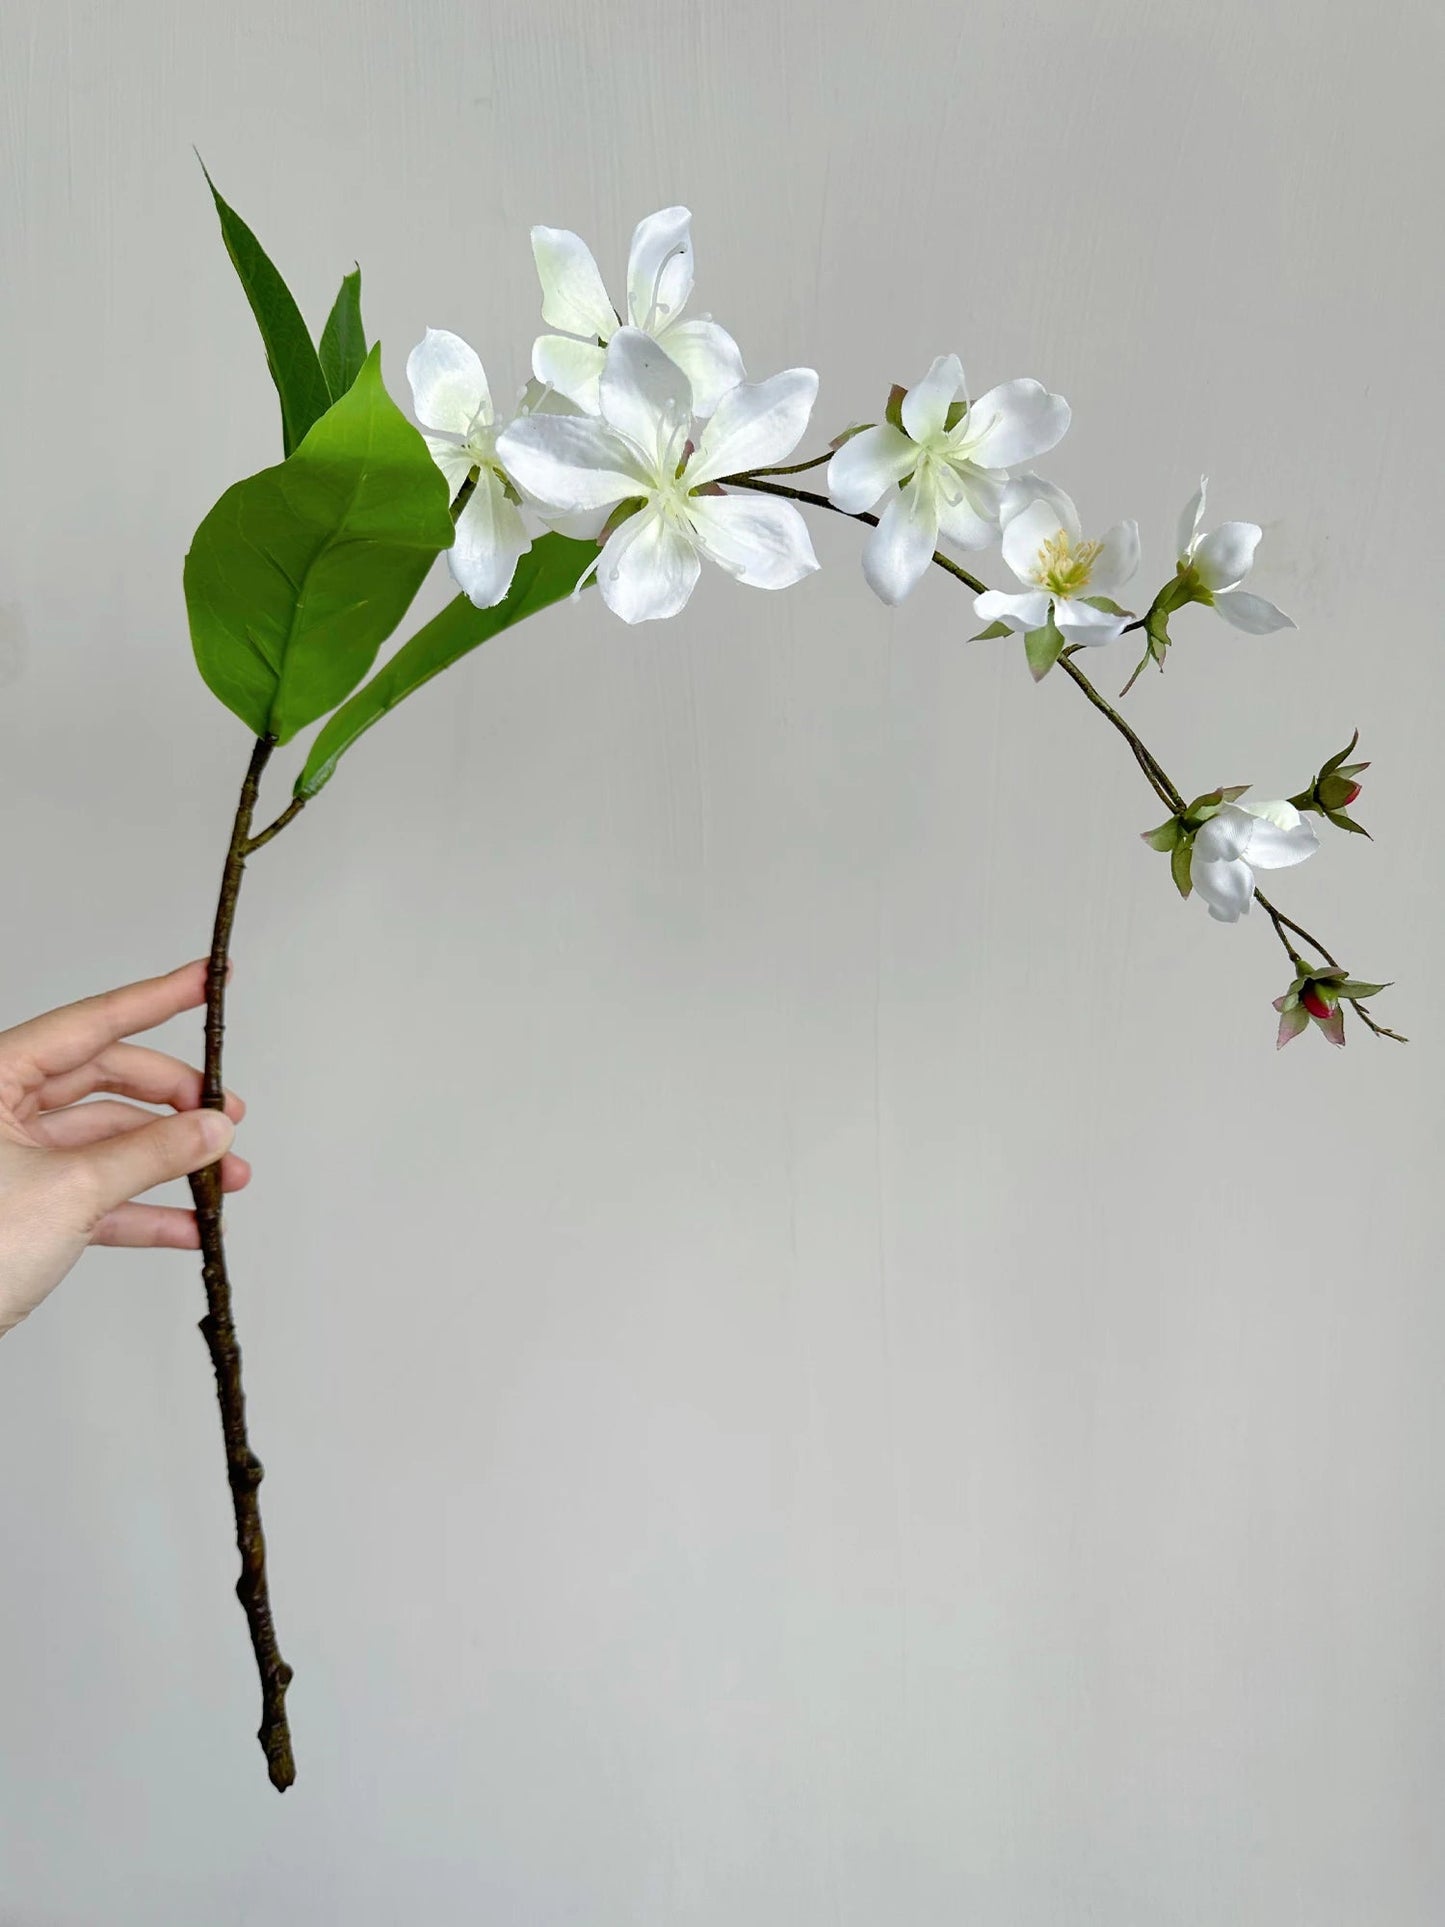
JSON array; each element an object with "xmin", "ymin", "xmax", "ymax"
[{"xmin": 0, "ymin": 960, "xmax": 220, "ymax": 1083}]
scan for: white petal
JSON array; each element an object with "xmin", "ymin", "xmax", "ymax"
[
  {"xmin": 626, "ymin": 207, "xmax": 694, "ymax": 334},
  {"xmin": 1053, "ymin": 597, "xmax": 1128, "ymax": 644},
  {"xmin": 656, "ymin": 316, "xmax": 746, "ymax": 416},
  {"xmin": 900, "ymin": 354, "xmax": 965, "ymax": 443},
  {"xmin": 1000, "ymin": 474, "xmax": 1080, "ymax": 537},
  {"xmin": 496, "ymin": 415, "xmax": 648, "ymax": 514},
  {"xmin": 689, "ymin": 492, "xmax": 819, "ymax": 589},
  {"xmin": 1000, "ymin": 496, "xmax": 1069, "ymax": 588},
  {"xmin": 959, "ymin": 379, "xmax": 1070, "ymax": 469},
  {"xmin": 1241, "ymin": 811, "xmax": 1319, "ymax": 871},
  {"xmin": 935, "ymin": 474, "xmax": 1003, "ymax": 550},
  {"xmin": 599, "ymin": 327, "xmax": 693, "ymax": 472},
  {"xmin": 687, "ymin": 368, "xmax": 819, "ymax": 487},
  {"xmin": 826, "ymin": 423, "xmax": 916, "ymax": 514},
  {"xmin": 973, "ymin": 589, "xmax": 1050, "ymax": 633},
  {"xmin": 1091, "ymin": 519, "xmax": 1140, "ymax": 594},
  {"xmin": 1193, "ymin": 855, "xmax": 1255, "ymax": 922},
  {"xmin": 423, "ymin": 434, "xmax": 478, "ymax": 503},
  {"xmin": 530, "ymin": 226, "xmax": 615, "ymax": 340},
  {"xmin": 531, "ymin": 335, "xmax": 608, "ymax": 415},
  {"xmin": 1192, "ymin": 520, "xmax": 1262, "ymax": 592},
  {"xmin": 861, "ymin": 482, "xmax": 939, "ymax": 605},
  {"xmin": 598, "ymin": 507, "xmax": 701, "ymax": 623},
  {"xmin": 448, "ymin": 474, "xmax": 530, "ymax": 608},
  {"xmin": 406, "ymin": 328, "xmax": 490, "ymax": 436},
  {"xmin": 1241, "ymin": 798, "xmax": 1300, "ymax": 830},
  {"xmin": 1193, "ymin": 805, "xmax": 1255, "ymax": 864},
  {"xmin": 1177, "ymin": 475, "xmax": 1208, "ymax": 559},
  {"xmin": 1212, "ymin": 587, "xmax": 1295, "ymax": 634}
]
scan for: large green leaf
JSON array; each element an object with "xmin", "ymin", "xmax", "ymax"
[
  {"xmin": 296, "ymin": 533, "xmax": 595, "ymax": 797},
  {"xmin": 318, "ymin": 267, "xmax": 367, "ymax": 401},
  {"xmin": 185, "ymin": 346, "xmax": 455, "ymax": 744},
  {"xmin": 201, "ymin": 162, "xmax": 332, "ymax": 455}
]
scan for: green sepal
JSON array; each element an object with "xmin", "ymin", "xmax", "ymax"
[
  {"xmin": 199, "ymin": 161, "xmax": 332, "ymax": 457},
  {"xmin": 1318, "ymin": 729, "xmax": 1361, "ymax": 778},
  {"xmin": 318, "ymin": 266, "xmax": 367, "ymax": 401},
  {"xmin": 884, "ymin": 384, "xmax": 908, "ymax": 431},
  {"xmin": 970, "ymin": 619, "xmax": 1013, "ymax": 641},
  {"xmin": 1084, "ymin": 595, "xmax": 1130, "ymax": 616},
  {"xmin": 943, "ymin": 398, "xmax": 969, "ymax": 432},
  {"xmin": 828, "ymin": 422, "xmax": 872, "ymax": 451},
  {"xmin": 1183, "ymin": 783, "xmax": 1250, "ymax": 825},
  {"xmin": 1335, "ymin": 979, "xmax": 1391, "ymax": 1000},
  {"xmin": 1274, "ymin": 1000, "xmax": 1311, "ymax": 1048},
  {"xmin": 1324, "ymin": 807, "xmax": 1372, "ymax": 837},
  {"xmin": 1170, "ymin": 833, "xmax": 1194, "ymax": 898},
  {"xmin": 1140, "ymin": 816, "xmax": 1183, "ymax": 853},
  {"xmin": 295, "ymin": 533, "xmax": 596, "ymax": 797},
  {"xmin": 1024, "ymin": 616, "xmax": 1065, "ymax": 682},
  {"xmin": 185, "ymin": 345, "xmax": 454, "ymax": 742}
]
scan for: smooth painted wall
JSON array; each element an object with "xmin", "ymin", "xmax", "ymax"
[{"xmin": 1, "ymin": 1, "xmax": 1441, "ymax": 1920}]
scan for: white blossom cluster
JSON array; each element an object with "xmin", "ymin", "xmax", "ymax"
[{"xmin": 409, "ymin": 205, "xmax": 1311, "ymax": 922}]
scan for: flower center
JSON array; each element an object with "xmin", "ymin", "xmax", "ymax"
[{"xmin": 1035, "ymin": 530, "xmax": 1102, "ymax": 597}]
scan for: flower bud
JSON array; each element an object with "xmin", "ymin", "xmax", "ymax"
[{"xmin": 1300, "ymin": 983, "xmax": 1334, "ymax": 1022}]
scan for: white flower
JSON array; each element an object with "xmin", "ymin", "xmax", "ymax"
[
  {"xmin": 1191, "ymin": 799, "xmax": 1318, "ymax": 922},
  {"xmin": 973, "ymin": 484, "xmax": 1140, "ymax": 644},
  {"xmin": 496, "ymin": 328, "xmax": 819, "ymax": 625},
  {"xmin": 531, "ymin": 207, "xmax": 745, "ymax": 418},
  {"xmin": 406, "ymin": 328, "xmax": 531, "ymax": 609},
  {"xmin": 1177, "ymin": 477, "xmax": 1294, "ymax": 633},
  {"xmin": 826, "ymin": 354, "xmax": 1070, "ymax": 604}
]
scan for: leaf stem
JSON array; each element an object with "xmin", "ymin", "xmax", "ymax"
[{"xmin": 189, "ymin": 735, "xmax": 297, "ymax": 1791}]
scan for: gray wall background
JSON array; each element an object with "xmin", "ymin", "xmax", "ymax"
[{"xmin": 1, "ymin": 1, "xmax": 1441, "ymax": 1921}]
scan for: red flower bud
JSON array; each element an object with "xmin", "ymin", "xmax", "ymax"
[
  {"xmin": 1301, "ymin": 984, "xmax": 1334, "ymax": 1022},
  {"xmin": 1339, "ymin": 781, "xmax": 1362, "ymax": 806}
]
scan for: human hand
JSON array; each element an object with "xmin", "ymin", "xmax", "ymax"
[{"xmin": 0, "ymin": 961, "xmax": 250, "ymax": 1337}]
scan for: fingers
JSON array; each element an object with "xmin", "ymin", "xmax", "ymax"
[
  {"xmin": 65, "ymin": 1107, "xmax": 235, "ymax": 1222},
  {"xmin": 32, "ymin": 1100, "xmax": 252, "ymax": 1192},
  {"xmin": 0, "ymin": 960, "xmax": 219, "ymax": 1089},
  {"xmin": 91, "ymin": 1203, "xmax": 203, "ymax": 1250},
  {"xmin": 33, "ymin": 1043, "xmax": 246, "ymax": 1120}
]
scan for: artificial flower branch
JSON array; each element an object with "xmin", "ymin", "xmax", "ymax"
[
  {"xmin": 163, "ymin": 179, "xmax": 1403, "ymax": 1788},
  {"xmin": 721, "ymin": 465, "xmax": 1399, "ymax": 1044}
]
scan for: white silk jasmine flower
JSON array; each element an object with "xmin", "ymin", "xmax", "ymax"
[
  {"xmin": 497, "ymin": 328, "xmax": 819, "ymax": 625},
  {"xmin": 1177, "ymin": 477, "xmax": 1295, "ymax": 633},
  {"xmin": 826, "ymin": 354, "xmax": 1070, "ymax": 604},
  {"xmin": 406, "ymin": 328, "xmax": 530, "ymax": 608},
  {"xmin": 973, "ymin": 486, "xmax": 1140, "ymax": 645},
  {"xmin": 1191, "ymin": 799, "xmax": 1318, "ymax": 922},
  {"xmin": 531, "ymin": 207, "xmax": 745, "ymax": 418}
]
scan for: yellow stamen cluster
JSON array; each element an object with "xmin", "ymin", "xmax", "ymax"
[{"xmin": 1035, "ymin": 529, "xmax": 1102, "ymax": 597}]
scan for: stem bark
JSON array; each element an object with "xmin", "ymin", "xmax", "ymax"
[{"xmin": 188, "ymin": 733, "xmax": 296, "ymax": 1792}]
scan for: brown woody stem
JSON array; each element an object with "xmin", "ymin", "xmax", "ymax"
[{"xmin": 188, "ymin": 733, "xmax": 297, "ymax": 1791}]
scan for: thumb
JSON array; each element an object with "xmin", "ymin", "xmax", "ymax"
[{"xmin": 68, "ymin": 1107, "xmax": 235, "ymax": 1217}]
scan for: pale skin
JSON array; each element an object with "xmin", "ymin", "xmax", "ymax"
[{"xmin": 0, "ymin": 961, "xmax": 250, "ymax": 1338}]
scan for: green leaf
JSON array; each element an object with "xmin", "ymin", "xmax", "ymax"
[
  {"xmin": 185, "ymin": 345, "xmax": 455, "ymax": 744},
  {"xmin": 1170, "ymin": 834, "xmax": 1194, "ymax": 899},
  {"xmin": 1141, "ymin": 817, "xmax": 1182, "ymax": 853},
  {"xmin": 296, "ymin": 532, "xmax": 595, "ymax": 797},
  {"xmin": 200, "ymin": 161, "xmax": 332, "ymax": 457},
  {"xmin": 1024, "ymin": 616, "xmax": 1065, "ymax": 682},
  {"xmin": 318, "ymin": 267, "xmax": 367, "ymax": 401},
  {"xmin": 970, "ymin": 619, "xmax": 1013, "ymax": 641}
]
